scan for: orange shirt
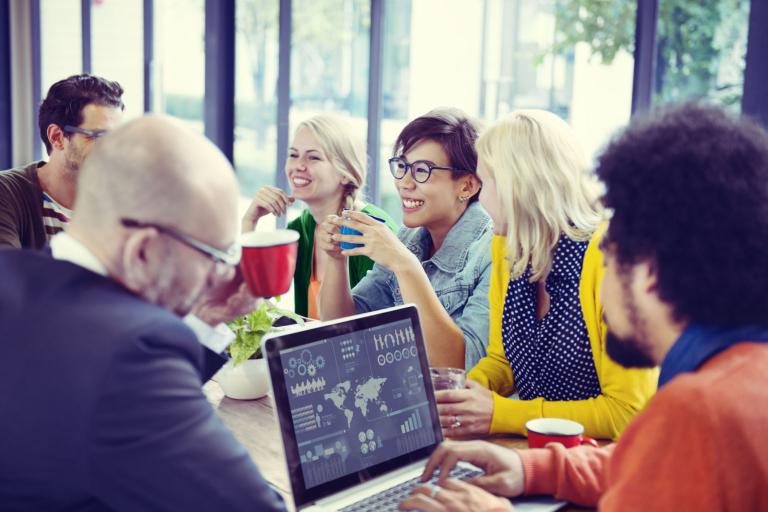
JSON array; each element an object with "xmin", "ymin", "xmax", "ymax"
[
  {"xmin": 519, "ymin": 343, "xmax": 768, "ymax": 511},
  {"xmin": 307, "ymin": 272, "xmax": 321, "ymax": 320}
]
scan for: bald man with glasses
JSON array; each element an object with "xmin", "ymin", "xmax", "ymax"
[
  {"xmin": 0, "ymin": 73, "xmax": 124, "ymax": 249},
  {"xmin": 0, "ymin": 115, "xmax": 289, "ymax": 510}
]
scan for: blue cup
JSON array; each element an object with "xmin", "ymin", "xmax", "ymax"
[{"xmin": 339, "ymin": 213, "xmax": 386, "ymax": 250}]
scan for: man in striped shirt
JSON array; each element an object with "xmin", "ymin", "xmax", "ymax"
[{"xmin": 0, "ymin": 73, "xmax": 124, "ymax": 249}]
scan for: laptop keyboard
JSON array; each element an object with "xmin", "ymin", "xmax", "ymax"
[{"xmin": 339, "ymin": 465, "xmax": 483, "ymax": 512}]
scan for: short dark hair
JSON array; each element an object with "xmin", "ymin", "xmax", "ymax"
[
  {"xmin": 597, "ymin": 103, "xmax": 768, "ymax": 326},
  {"xmin": 393, "ymin": 107, "xmax": 481, "ymax": 202},
  {"xmin": 38, "ymin": 74, "xmax": 125, "ymax": 155}
]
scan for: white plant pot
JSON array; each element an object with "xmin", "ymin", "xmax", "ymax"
[{"xmin": 217, "ymin": 358, "xmax": 270, "ymax": 400}]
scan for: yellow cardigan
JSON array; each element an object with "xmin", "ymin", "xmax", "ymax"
[{"xmin": 468, "ymin": 229, "xmax": 658, "ymax": 439}]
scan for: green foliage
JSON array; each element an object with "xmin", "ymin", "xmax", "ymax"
[
  {"xmin": 553, "ymin": 0, "xmax": 636, "ymax": 64},
  {"xmin": 227, "ymin": 302, "xmax": 304, "ymax": 365},
  {"xmin": 552, "ymin": 0, "xmax": 749, "ymax": 105}
]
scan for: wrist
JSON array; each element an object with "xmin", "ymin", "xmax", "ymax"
[
  {"xmin": 391, "ymin": 251, "xmax": 421, "ymax": 276},
  {"xmin": 241, "ymin": 215, "xmax": 261, "ymax": 233}
]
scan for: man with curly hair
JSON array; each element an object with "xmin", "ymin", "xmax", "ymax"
[
  {"xmin": 0, "ymin": 73, "xmax": 124, "ymax": 249},
  {"xmin": 400, "ymin": 103, "xmax": 768, "ymax": 511}
]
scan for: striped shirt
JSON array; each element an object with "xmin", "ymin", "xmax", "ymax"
[{"xmin": 41, "ymin": 192, "xmax": 72, "ymax": 240}]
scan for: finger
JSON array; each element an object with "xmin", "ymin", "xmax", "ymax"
[
  {"xmin": 468, "ymin": 474, "xmax": 509, "ymax": 495},
  {"xmin": 438, "ymin": 478, "xmax": 475, "ymax": 493},
  {"xmin": 441, "ymin": 425, "xmax": 474, "ymax": 439},
  {"xmin": 326, "ymin": 214, "xmax": 344, "ymax": 226},
  {"xmin": 438, "ymin": 414, "xmax": 459, "ymax": 429},
  {"xmin": 421, "ymin": 443, "xmax": 449, "ymax": 481},
  {"xmin": 342, "ymin": 210, "xmax": 378, "ymax": 225},
  {"xmin": 338, "ymin": 217, "xmax": 372, "ymax": 232},
  {"xmin": 260, "ymin": 190, "xmax": 290, "ymax": 215},
  {"xmin": 319, "ymin": 222, "xmax": 340, "ymax": 236},
  {"xmin": 465, "ymin": 379, "xmax": 482, "ymax": 390},
  {"xmin": 436, "ymin": 402, "xmax": 467, "ymax": 417},
  {"xmin": 333, "ymin": 233, "xmax": 365, "ymax": 245},
  {"xmin": 435, "ymin": 452, "xmax": 461, "ymax": 484},
  {"xmin": 434, "ymin": 390, "xmax": 465, "ymax": 404},
  {"xmin": 340, "ymin": 247, "xmax": 368, "ymax": 258},
  {"xmin": 399, "ymin": 493, "xmax": 444, "ymax": 512}
]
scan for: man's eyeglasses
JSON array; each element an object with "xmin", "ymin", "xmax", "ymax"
[
  {"xmin": 388, "ymin": 157, "xmax": 464, "ymax": 184},
  {"xmin": 120, "ymin": 218, "xmax": 242, "ymax": 266},
  {"xmin": 62, "ymin": 125, "xmax": 109, "ymax": 140}
]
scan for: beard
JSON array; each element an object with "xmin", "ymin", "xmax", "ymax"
[{"xmin": 606, "ymin": 330, "xmax": 656, "ymax": 368}]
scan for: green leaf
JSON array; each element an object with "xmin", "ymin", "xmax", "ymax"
[{"xmin": 226, "ymin": 301, "xmax": 305, "ymax": 366}]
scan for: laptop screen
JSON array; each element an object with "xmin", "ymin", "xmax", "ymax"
[{"xmin": 265, "ymin": 305, "xmax": 442, "ymax": 507}]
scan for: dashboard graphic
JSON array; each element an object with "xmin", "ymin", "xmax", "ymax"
[{"xmin": 280, "ymin": 318, "xmax": 436, "ymax": 489}]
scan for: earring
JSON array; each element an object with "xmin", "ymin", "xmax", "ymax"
[{"xmin": 458, "ymin": 196, "xmax": 467, "ymax": 203}]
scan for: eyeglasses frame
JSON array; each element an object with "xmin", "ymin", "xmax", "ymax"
[
  {"xmin": 387, "ymin": 156, "xmax": 465, "ymax": 184},
  {"xmin": 62, "ymin": 125, "xmax": 109, "ymax": 140},
  {"xmin": 120, "ymin": 218, "xmax": 242, "ymax": 267}
]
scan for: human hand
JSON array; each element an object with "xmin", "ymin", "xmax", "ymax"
[
  {"xmin": 192, "ymin": 267, "xmax": 261, "ymax": 326},
  {"xmin": 418, "ymin": 440, "xmax": 525, "ymax": 497},
  {"xmin": 436, "ymin": 379, "xmax": 494, "ymax": 437},
  {"xmin": 400, "ymin": 478, "xmax": 514, "ymax": 511},
  {"xmin": 241, "ymin": 186, "xmax": 295, "ymax": 232},
  {"xmin": 331, "ymin": 210, "xmax": 415, "ymax": 273},
  {"xmin": 317, "ymin": 214, "xmax": 345, "ymax": 260}
]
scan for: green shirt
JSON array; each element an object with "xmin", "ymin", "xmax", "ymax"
[{"xmin": 287, "ymin": 204, "xmax": 398, "ymax": 317}]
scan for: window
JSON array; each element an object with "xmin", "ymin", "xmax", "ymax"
[
  {"xmin": 289, "ymin": 0, "xmax": 370, "ymax": 205},
  {"xmin": 153, "ymin": 0, "xmax": 205, "ymax": 132},
  {"xmin": 92, "ymin": 0, "xmax": 143, "ymax": 120},
  {"xmin": 654, "ymin": 0, "xmax": 750, "ymax": 107},
  {"xmin": 235, "ymin": 0, "xmax": 279, "ymax": 201},
  {"xmin": 39, "ymin": 0, "xmax": 82, "ymax": 105},
  {"xmin": 379, "ymin": 0, "xmax": 636, "ymax": 223}
]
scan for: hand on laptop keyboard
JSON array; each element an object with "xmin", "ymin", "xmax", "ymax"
[{"xmin": 339, "ymin": 466, "xmax": 483, "ymax": 512}]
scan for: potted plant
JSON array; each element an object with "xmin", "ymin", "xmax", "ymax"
[{"xmin": 217, "ymin": 301, "xmax": 304, "ymax": 400}]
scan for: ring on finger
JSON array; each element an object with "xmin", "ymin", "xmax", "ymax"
[
  {"xmin": 429, "ymin": 483, "xmax": 440, "ymax": 499},
  {"xmin": 451, "ymin": 415, "xmax": 461, "ymax": 429}
]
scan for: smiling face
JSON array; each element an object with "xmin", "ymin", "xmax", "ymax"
[
  {"xmin": 285, "ymin": 126, "xmax": 346, "ymax": 207},
  {"xmin": 395, "ymin": 139, "xmax": 474, "ymax": 232}
]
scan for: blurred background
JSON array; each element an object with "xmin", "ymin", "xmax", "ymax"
[{"xmin": 1, "ymin": 0, "xmax": 765, "ymax": 227}]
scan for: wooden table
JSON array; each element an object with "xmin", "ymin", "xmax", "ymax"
[{"xmin": 204, "ymin": 381, "xmax": 594, "ymax": 511}]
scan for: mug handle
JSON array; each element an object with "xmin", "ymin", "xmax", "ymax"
[{"xmin": 580, "ymin": 436, "xmax": 599, "ymax": 448}]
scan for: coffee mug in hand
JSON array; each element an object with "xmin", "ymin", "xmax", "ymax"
[
  {"xmin": 429, "ymin": 367, "xmax": 467, "ymax": 391},
  {"xmin": 339, "ymin": 211, "xmax": 386, "ymax": 250},
  {"xmin": 525, "ymin": 418, "xmax": 599, "ymax": 449},
  {"xmin": 240, "ymin": 230, "xmax": 299, "ymax": 297}
]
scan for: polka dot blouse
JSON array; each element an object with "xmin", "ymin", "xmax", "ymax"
[{"xmin": 501, "ymin": 235, "xmax": 602, "ymax": 401}]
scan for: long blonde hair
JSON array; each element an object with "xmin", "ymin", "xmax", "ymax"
[
  {"xmin": 296, "ymin": 114, "xmax": 367, "ymax": 213},
  {"xmin": 476, "ymin": 109, "xmax": 604, "ymax": 281}
]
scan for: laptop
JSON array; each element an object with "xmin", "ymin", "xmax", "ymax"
[{"xmin": 264, "ymin": 304, "xmax": 565, "ymax": 512}]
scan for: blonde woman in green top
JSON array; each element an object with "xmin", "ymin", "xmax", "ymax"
[{"xmin": 241, "ymin": 114, "xmax": 396, "ymax": 318}]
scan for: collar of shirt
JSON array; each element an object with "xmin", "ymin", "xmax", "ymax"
[
  {"xmin": 659, "ymin": 323, "xmax": 768, "ymax": 387},
  {"xmin": 50, "ymin": 232, "xmax": 109, "ymax": 275},
  {"xmin": 401, "ymin": 201, "xmax": 491, "ymax": 273},
  {"xmin": 49, "ymin": 232, "xmax": 234, "ymax": 354}
]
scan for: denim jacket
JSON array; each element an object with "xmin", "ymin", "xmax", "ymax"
[{"xmin": 352, "ymin": 201, "xmax": 493, "ymax": 368}]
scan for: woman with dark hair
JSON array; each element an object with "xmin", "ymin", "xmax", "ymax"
[{"xmin": 317, "ymin": 108, "xmax": 493, "ymax": 369}]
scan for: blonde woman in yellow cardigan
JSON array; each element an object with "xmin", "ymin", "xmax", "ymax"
[{"xmin": 436, "ymin": 110, "xmax": 658, "ymax": 440}]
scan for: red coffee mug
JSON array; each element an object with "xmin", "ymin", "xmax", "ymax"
[
  {"xmin": 240, "ymin": 230, "xmax": 299, "ymax": 298},
  {"xmin": 525, "ymin": 418, "xmax": 599, "ymax": 449}
]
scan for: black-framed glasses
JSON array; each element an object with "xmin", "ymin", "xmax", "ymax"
[
  {"xmin": 120, "ymin": 218, "xmax": 242, "ymax": 266},
  {"xmin": 388, "ymin": 157, "xmax": 463, "ymax": 184},
  {"xmin": 62, "ymin": 125, "xmax": 109, "ymax": 140}
]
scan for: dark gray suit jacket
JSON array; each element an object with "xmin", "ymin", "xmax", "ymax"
[{"xmin": 0, "ymin": 250, "xmax": 286, "ymax": 511}]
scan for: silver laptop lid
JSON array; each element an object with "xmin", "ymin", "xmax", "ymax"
[{"xmin": 264, "ymin": 305, "xmax": 443, "ymax": 508}]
